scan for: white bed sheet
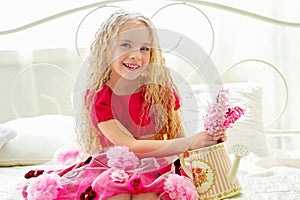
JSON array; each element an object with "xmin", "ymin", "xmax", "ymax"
[
  {"xmin": 0, "ymin": 163, "xmax": 61, "ymax": 200},
  {"xmin": 232, "ymin": 149, "xmax": 300, "ymax": 200},
  {"xmin": 1, "ymin": 149, "xmax": 300, "ymax": 200}
]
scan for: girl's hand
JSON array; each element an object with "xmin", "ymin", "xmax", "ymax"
[
  {"xmin": 189, "ymin": 130, "xmax": 227, "ymax": 150},
  {"xmin": 214, "ymin": 130, "xmax": 227, "ymax": 143}
]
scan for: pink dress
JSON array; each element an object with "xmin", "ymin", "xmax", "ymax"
[{"xmin": 21, "ymin": 85, "xmax": 198, "ymax": 200}]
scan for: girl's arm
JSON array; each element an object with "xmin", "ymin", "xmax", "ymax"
[{"xmin": 98, "ymin": 119, "xmax": 224, "ymax": 158}]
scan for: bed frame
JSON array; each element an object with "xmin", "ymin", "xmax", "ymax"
[
  {"xmin": 1, "ymin": 1, "xmax": 300, "ymax": 199},
  {"xmin": 2, "ymin": 0, "xmax": 299, "ymax": 134},
  {"xmin": 0, "ymin": 0, "xmax": 300, "ymax": 141}
]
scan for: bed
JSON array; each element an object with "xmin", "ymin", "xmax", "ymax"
[{"xmin": 1, "ymin": 0, "xmax": 300, "ymax": 199}]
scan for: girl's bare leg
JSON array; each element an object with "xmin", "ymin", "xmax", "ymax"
[
  {"xmin": 107, "ymin": 194, "xmax": 131, "ymax": 200},
  {"xmin": 107, "ymin": 192, "xmax": 159, "ymax": 200},
  {"xmin": 132, "ymin": 192, "xmax": 159, "ymax": 200}
]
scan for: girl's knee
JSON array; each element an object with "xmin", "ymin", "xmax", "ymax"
[
  {"xmin": 132, "ymin": 192, "xmax": 159, "ymax": 200},
  {"xmin": 107, "ymin": 192, "xmax": 159, "ymax": 200},
  {"xmin": 107, "ymin": 194, "xmax": 131, "ymax": 200}
]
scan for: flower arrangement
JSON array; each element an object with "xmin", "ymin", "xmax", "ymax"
[{"xmin": 204, "ymin": 89, "xmax": 245, "ymax": 135}]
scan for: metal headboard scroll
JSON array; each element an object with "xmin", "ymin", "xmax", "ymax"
[
  {"xmin": 10, "ymin": 63, "xmax": 75, "ymax": 118},
  {"xmin": 150, "ymin": 2, "xmax": 215, "ymax": 83},
  {"xmin": 75, "ymin": 5, "xmax": 122, "ymax": 60},
  {"xmin": 2, "ymin": 0, "xmax": 300, "ymax": 36},
  {"xmin": 220, "ymin": 59, "xmax": 288, "ymax": 129}
]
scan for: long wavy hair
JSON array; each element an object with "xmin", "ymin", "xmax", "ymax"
[{"xmin": 77, "ymin": 9, "xmax": 184, "ymax": 154}]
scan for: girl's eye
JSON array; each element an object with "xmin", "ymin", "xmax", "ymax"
[
  {"xmin": 121, "ymin": 43, "xmax": 131, "ymax": 48},
  {"xmin": 140, "ymin": 46, "xmax": 150, "ymax": 51}
]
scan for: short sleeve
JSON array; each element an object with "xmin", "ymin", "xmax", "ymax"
[{"xmin": 93, "ymin": 87, "xmax": 114, "ymax": 123}]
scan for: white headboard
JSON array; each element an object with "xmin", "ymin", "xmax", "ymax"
[{"xmin": 1, "ymin": 0, "xmax": 299, "ymax": 132}]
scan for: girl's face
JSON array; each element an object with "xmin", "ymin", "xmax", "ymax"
[{"xmin": 110, "ymin": 20, "xmax": 151, "ymax": 81}]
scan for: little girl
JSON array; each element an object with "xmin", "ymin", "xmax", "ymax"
[{"xmin": 22, "ymin": 9, "xmax": 226, "ymax": 200}]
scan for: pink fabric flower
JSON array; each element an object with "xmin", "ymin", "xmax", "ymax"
[
  {"xmin": 24, "ymin": 170, "xmax": 44, "ymax": 179},
  {"xmin": 164, "ymin": 174, "xmax": 199, "ymax": 200},
  {"xmin": 110, "ymin": 169, "xmax": 129, "ymax": 183},
  {"xmin": 26, "ymin": 173, "xmax": 62, "ymax": 200},
  {"xmin": 80, "ymin": 186, "xmax": 97, "ymax": 200},
  {"xmin": 128, "ymin": 177, "xmax": 143, "ymax": 194},
  {"xmin": 54, "ymin": 147, "xmax": 81, "ymax": 164},
  {"xmin": 204, "ymin": 89, "xmax": 245, "ymax": 135},
  {"xmin": 106, "ymin": 146, "xmax": 140, "ymax": 170}
]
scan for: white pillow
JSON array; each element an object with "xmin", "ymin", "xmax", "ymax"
[
  {"xmin": 0, "ymin": 115, "xmax": 78, "ymax": 166},
  {"xmin": 0, "ymin": 125, "xmax": 17, "ymax": 149},
  {"xmin": 179, "ymin": 82, "xmax": 269, "ymax": 157}
]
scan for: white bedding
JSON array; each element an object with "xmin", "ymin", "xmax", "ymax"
[
  {"xmin": 234, "ymin": 150, "xmax": 300, "ymax": 199},
  {"xmin": 0, "ymin": 159, "xmax": 68, "ymax": 200},
  {"xmin": 1, "ymin": 148, "xmax": 300, "ymax": 200}
]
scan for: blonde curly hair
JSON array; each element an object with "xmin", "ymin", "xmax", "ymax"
[{"xmin": 77, "ymin": 9, "xmax": 184, "ymax": 154}]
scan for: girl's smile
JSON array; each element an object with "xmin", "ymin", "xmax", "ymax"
[
  {"xmin": 123, "ymin": 62, "xmax": 141, "ymax": 70},
  {"xmin": 109, "ymin": 20, "xmax": 151, "ymax": 84}
]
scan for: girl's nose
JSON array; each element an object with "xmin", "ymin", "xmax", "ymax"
[{"xmin": 129, "ymin": 49, "xmax": 142, "ymax": 60}]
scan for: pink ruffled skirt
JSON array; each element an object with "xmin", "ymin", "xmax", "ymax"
[{"xmin": 21, "ymin": 151, "xmax": 183, "ymax": 200}]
